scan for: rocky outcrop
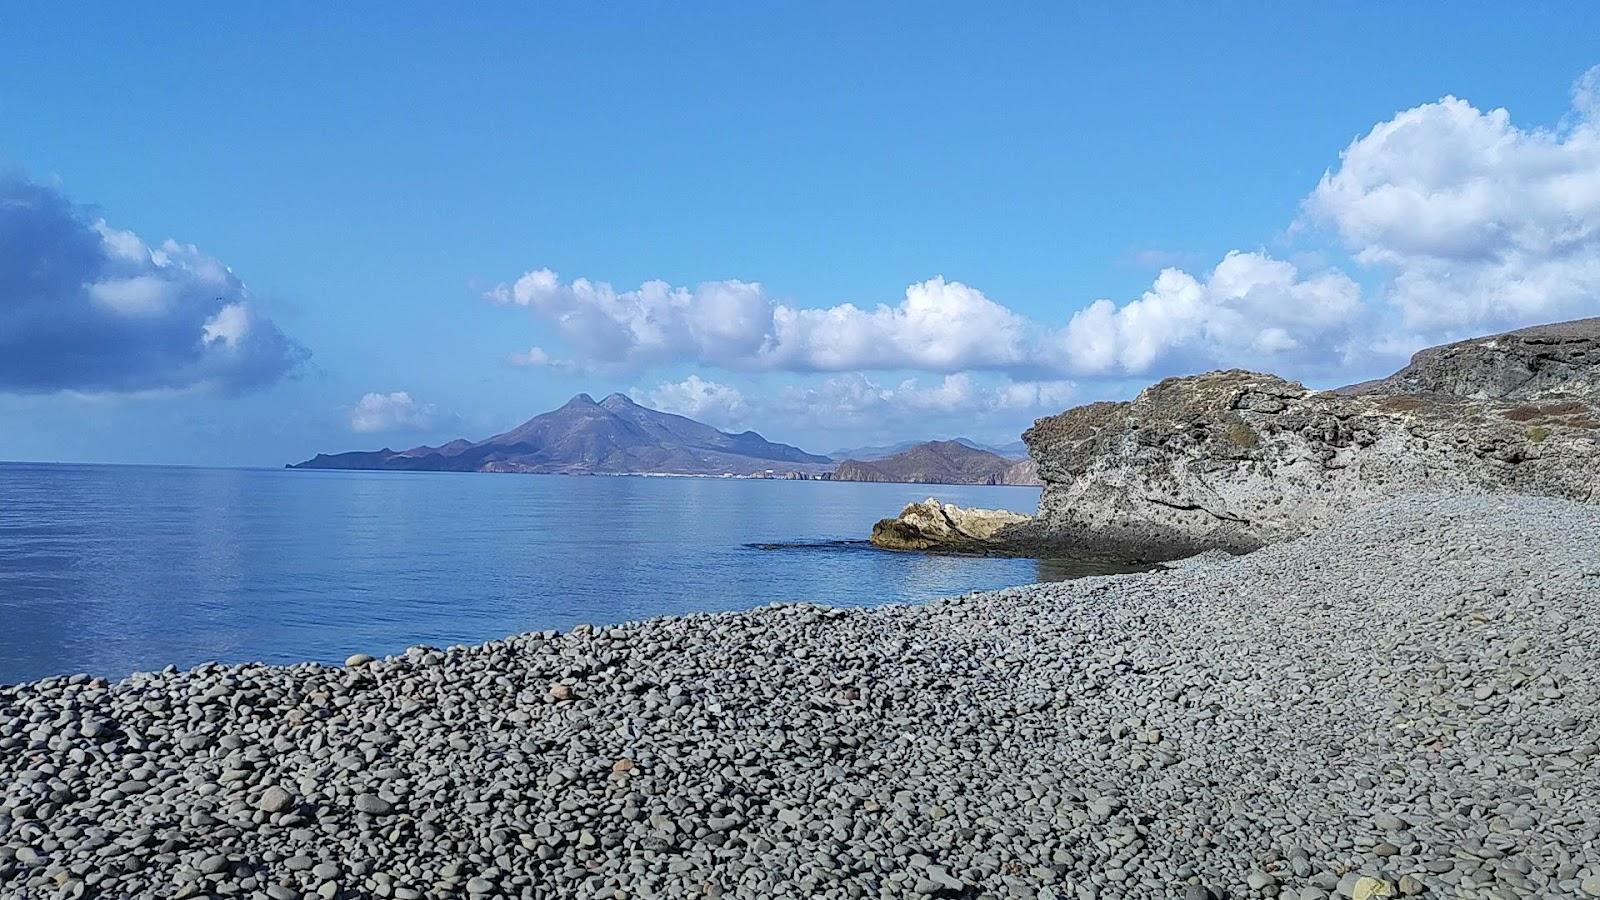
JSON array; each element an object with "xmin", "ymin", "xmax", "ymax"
[
  {"xmin": 1018, "ymin": 369, "xmax": 1600, "ymax": 559},
  {"xmin": 869, "ymin": 499, "xmax": 1031, "ymax": 552},
  {"xmin": 861, "ymin": 319, "xmax": 1600, "ymax": 560},
  {"xmin": 1341, "ymin": 317, "xmax": 1600, "ymax": 400}
]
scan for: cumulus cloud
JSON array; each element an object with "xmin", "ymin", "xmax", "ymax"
[
  {"xmin": 487, "ymin": 271, "xmax": 1037, "ymax": 374},
  {"xmin": 349, "ymin": 391, "xmax": 437, "ymax": 433},
  {"xmin": 639, "ymin": 375, "xmax": 750, "ymax": 428},
  {"xmin": 1061, "ymin": 251, "xmax": 1365, "ymax": 376},
  {"xmin": 1304, "ymin": 65, "xmax": 1600, "ymax": 333},
  {"xmin": 0, "ymin": 176, "xmax": 306, "ymax": 394},
  {"xmin": 488, "ymin": 263, "xmax": 1358, "ymax": 379}
]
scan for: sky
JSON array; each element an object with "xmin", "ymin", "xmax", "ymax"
[{"xmin": 3, "ymin": 4, "xmax": 1600, "ymax": 465}]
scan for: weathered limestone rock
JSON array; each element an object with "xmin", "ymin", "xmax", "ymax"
[
  {"xmin": 869, "ymin": 499, "xmax": 1031, "ymax": 552},
  {"xmin": 1342, "ymin": 317, "xmax": 1600, "ymax": 400},
  {"xmin": 1019, "ymin": 368, "xmax": 1600, "ymax": 559}
]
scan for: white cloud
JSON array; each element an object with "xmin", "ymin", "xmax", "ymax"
[
  {"xmin": 488, "ymin": 271, "xmax": 1038, "ymax": 374},
  {"xmin": 1304, "ymin": 65, "xmax": 1600, "ymax": 333},
  {"xmin": 508, "ymin": 346, "xmax": 555, "ymax": 367},
  {"xmin": 765, "ymin": 277, "xmax": 1034, "ymax": 372},
  {"xmin": 1060, "ymin": 251, "xmax": 1365, "ymax": 376},
  {"xmin": 994, "ymin": 379, "xmax": 1078, "ymax": 410},
  {"xmin": 489, "ymin": 263, "xmax": 1362, "ymax": 379},
  {"xmin": 640, "ymin": 375, "xmax": 750, "ymax": 427},
  {"xmin": 350, "ymin": 392, "xmax": 437, "ymax": 433}
]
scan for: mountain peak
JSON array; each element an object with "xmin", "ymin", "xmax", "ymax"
[{"xmin": 291, "ymin": 390, "xmax": 832, "ymax": 474}]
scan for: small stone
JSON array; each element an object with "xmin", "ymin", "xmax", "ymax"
[
  {"xmin": 345, "ymin": 653, "xmax": 375, "ymax": 667},
  {"xmin": 466, "ymin": 877, "xmax": 494, "ymax": 894},
  {"xmin": 1581, "ymin": 876, "xmax": 1600, "ymax": 898},
  {"xmin": 1248, "ymin": 870, "xmax": 1278, "ymax": 890},
  {"xmin": 1371, "ymin": 811, "xmax": 1407, "ymax": 832},
  {"xmin": 1351, "ymin": 876, "xmax": 1397, "ymax": 900},
  {"xmin": 707, "ymin": 815, "xmax": 742, "ymax": 832},
  {"xmin": 355, "ymin": 793, "xmax": 394, "ymax": 815},
  {"xmin": 256, "ymin": 785, "xmax": 296, "ymax": 814}
]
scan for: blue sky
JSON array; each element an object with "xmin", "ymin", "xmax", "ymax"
[{"xmin": 3, "ymin": 4, "xmax": 1600, "ymax": 465}]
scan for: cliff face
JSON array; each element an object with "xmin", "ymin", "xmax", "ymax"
[
  {"xmin": 1342, "ymin": 317, "xmax": 1600, "ymax": 401},
  {"xmin": 1018, "ymin": 319, "xmax": 1600, "ymax": 560}
]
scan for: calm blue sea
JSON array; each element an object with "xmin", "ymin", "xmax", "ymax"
[{"xmin": 0, "ymin": 463, "xmax": 1096, "ymax": 685}]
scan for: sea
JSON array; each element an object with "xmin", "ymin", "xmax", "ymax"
[{"xmin": 0, "ymin": 462, "xmax": 1114, "ymax": 686}]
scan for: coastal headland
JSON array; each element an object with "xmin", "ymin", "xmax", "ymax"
[{"xmin": 873, "ymin": 318, "xmax": 1600, "ymax": 559}]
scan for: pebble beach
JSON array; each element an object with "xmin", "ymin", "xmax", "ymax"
[{"xmin": 3, "ymin": 493, "xmax": 1598, "ymax": 900}]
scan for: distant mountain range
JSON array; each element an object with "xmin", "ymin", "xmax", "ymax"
[
  {"xmin": 828, "ymin": 437, "xmax": 1026, "ymax": 461},
  {"xmin": 832, "ymin": 440, "xmax": 1040, "ymax": 486},
  {"xmin": 291, "ymin": 393, "xmax": 833, "ymax": 476}
]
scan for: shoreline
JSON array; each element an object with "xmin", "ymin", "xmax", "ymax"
[{"xmin": 4, "ymin": 493, "xmax": 1598, "ymax": 899}]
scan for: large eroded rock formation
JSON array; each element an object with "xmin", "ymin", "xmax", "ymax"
[
  {"xmin": 874, "ymin": 319, "xmax": 1600, "ymax": 560},
  {"xmin": 1018, "ymin": 368, "xmax": 1600, "ymax": 559}
]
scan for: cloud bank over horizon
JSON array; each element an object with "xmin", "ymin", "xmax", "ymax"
[
  {"xmin": 487, "ymin": 257, "xmax": 1364, "ymax": 382},
  {"xmin": 0, "ymin": 176, "xmax": 306, "ymax": 395},
  {"xmin": 640, "ymin": 372, "xmax": 1078, "ymax": 444}
]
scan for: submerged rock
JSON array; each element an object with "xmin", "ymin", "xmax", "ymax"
[{"xmin": 869, "ymin": 498, "xmax": 1031, "ymax": 552}]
